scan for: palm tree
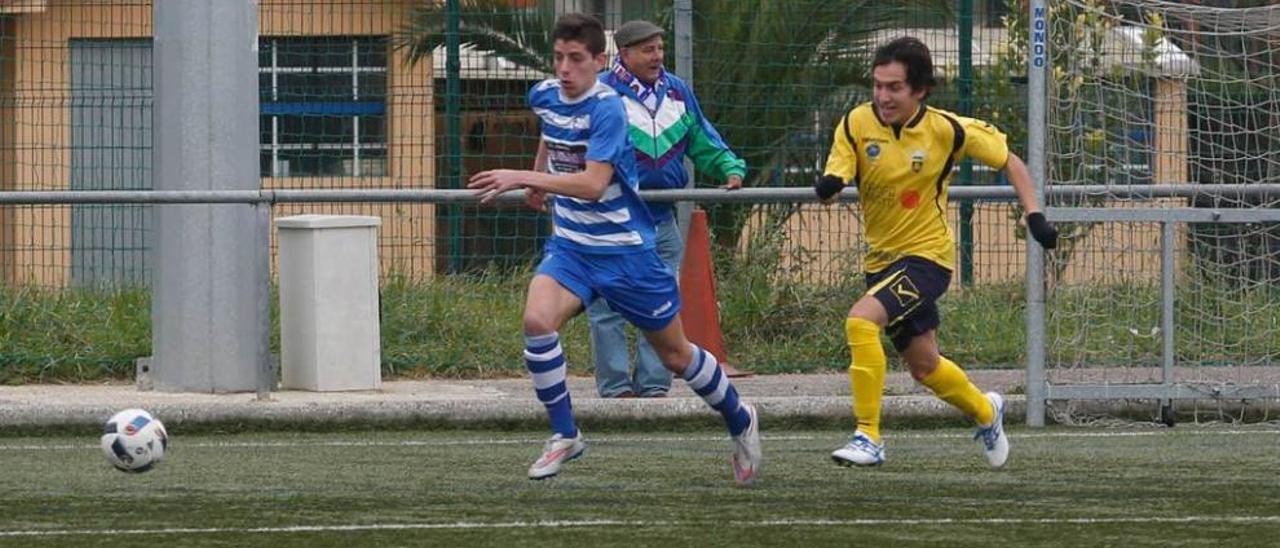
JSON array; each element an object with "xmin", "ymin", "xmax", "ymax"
[
  {"xmin": 396, "ymin": 0, "xmax": 953, "ymax": 250},
  {"xmin": 677, "ymin": 0, "xmax": 951, "ymax": 249},
  {"xmin": 396, "ymin": 0, "xmax": 556, "ymax": 74}
]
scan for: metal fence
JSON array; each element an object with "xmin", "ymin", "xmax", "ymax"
[
  {"xmin": 1, "ymin": 0, "xmax": 1033, "ymax": 287},
  {"xmin": 1, "ymin": 0, "xmax": 1033, "ymax": 382}
]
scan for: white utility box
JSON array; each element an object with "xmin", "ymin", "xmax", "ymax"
[{"xmin": 276, "ymin": 214, "xmax": 382, "ymax": 391}]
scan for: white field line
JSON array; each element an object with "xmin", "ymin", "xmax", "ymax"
[
  {"xmin": 2, "ymin": 516, "xmax": 1279, "ymax": 537},
  {"xmin": 0, "ymin": 428, "xmax": 1276, "ymax": 451}
]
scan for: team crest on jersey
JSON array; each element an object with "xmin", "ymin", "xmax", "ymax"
[
  {"xmin": 866, "ymin": 143, "xmax": 881, "ymax": 160},
  {"xmin": 910, "ymin": 150, "xmax": 926, "ymax": 173}
]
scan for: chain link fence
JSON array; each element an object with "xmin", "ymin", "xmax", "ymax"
[{"xmin": 8, "ymin": 0, "xmax": 1250, "ymax": 388}]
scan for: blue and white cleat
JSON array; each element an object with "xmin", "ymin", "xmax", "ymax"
[
  {"xmin": 831, "ymin": 431, "xmax": 885, "ymax": 467},
  {"xmin": 528, "ymin": 432, "xmax": 586, "ymax": 480},
  {"xmin": 975, "ymin": 392, "xmax": 1009, "ymax": 468}
]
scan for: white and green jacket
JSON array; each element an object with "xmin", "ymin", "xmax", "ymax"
[{"xmin": 600, "ymin": 58, "xmax": 746, "ymax": 220}]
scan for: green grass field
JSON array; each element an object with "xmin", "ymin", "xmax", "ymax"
[{"xmin": 2, "ymin": 426, "xmax": 1278, "ymax": 546}]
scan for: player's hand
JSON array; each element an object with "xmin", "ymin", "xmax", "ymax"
[
  {"xmin": 721, "ymin": 174, "xmax": 743, "ymax": 190},
  {"xmin": 814, "ymin": 175, "xmax": 844, "ymax": 205},
  {"xmin": 468, "ymin": 169, "xmax": 526, "ymax": 205},
  {"xmin": 1026, "ymin": 211, "xmax": 1059, "ymax": 250},
  {"xmin": 524, "ymin": 187, "xmax": 548, "ymax": 212}
]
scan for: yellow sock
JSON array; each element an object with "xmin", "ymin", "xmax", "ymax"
[
  {"xmin": 846, "ymin": 317, "xmax": 887, "ymax": 443},
  {"xmin": 920, "ymin": 356, "xmax": 994, "ymax": 425}
]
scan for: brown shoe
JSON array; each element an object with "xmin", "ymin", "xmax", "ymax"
[
  {"xmin": 721, "ymin": 363, "xmax": 754, "ymax": 378},
  {"xmin": 613, "ymin": 391, "xmax": 637, "ymax": 398}
]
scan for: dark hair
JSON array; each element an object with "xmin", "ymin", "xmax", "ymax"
[
  {"xmin": 552, "ymin": 13, "xmax": 607, "ymax": 56},
  {"xmin": 872, "ymin": 37, "xmax": 937, "ymax": 97}
]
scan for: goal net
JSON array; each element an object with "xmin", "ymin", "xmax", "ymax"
[{"xmin": 1042, "ymin": 0, "xmax": 1280, "ymax": 423}]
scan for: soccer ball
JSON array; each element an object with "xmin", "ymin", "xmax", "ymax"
[{"xmin": 100, "ymin": 408, "xmax": 169, "ymax": 473}]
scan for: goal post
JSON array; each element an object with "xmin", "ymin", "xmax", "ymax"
[{"xmin": 1030, "ymin": 0, "xmax": 1280, "ymax": 425}]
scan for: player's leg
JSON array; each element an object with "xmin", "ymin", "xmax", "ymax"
[
  {"xmin": 632, "ymin": 332, "xmax": 671, "ymax": 397},
  {"xmin": 600, "ymin": 250, "xmax": 749, "ymax": 430},
  {"xmin": 586, "ymin": 298, "xmax": 635, "ymax": 397},
  {"xmin": 901, "ymin": 330, "xmax": 992, "ymax": 425},
  {"xmin": 632, "ymin": 216, "xmax": 682, "ymax": 397},
  {"xmin": 830, "ymin": 257, "xmax": 910, "ymax": 467},
  {"xmin": 641, "ymin": 318, "xmax": 760, "ymax": 485},
  {"xmin": 523, "ymin": 264, "xmax": 591, "ymax": 479},
  {"xmin": 889, "ymin": 258, "xmax": 1007, "ymax": 468},
  {"xmin": 641, "ymin": 318, "xmax": 752, "ymax": 431},
  {"xmin": 831, "ymin": 292, "xmax": 890, "ymax": 466},
  {"xmin": 834, "ymin": 257, "xmax": 951, "ymax": 467},
  {"xmin": 901, "ymin": 330, "xmax": 1006, "ymax": 468},
  {"xmin": 524, "ymin": 274, "xmax": 587, "ymax": 436},
  {"xmin": 600, "ymin": 249, "xmax": 760, "ymax": 485}
]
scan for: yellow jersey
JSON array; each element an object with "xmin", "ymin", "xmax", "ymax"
[{"xmin": 823, "ymin": 103, "xmax": 1010, "ymax": 272}]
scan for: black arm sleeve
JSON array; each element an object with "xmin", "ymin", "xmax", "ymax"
[
  {"xmin": 815, "ymin": 175, "xmax": 845, "ymax": 201},
  {"xmin": 1026, "ymin": 212, "xmax": 1059, "ymax": 250}
]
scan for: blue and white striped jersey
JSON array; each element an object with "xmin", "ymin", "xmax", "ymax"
[{"xmin": 528, "ymin": 78, "xmax": 654, "ymax": 254}]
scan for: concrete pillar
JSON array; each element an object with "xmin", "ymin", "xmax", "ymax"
[{"xmin": 151, "ymin": 0, "xmax": 262, "ymax": 392}]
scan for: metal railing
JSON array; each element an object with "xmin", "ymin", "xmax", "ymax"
[{"xmin": 6, "ymin": 184, "xmax": 1280, "ymax": 418}]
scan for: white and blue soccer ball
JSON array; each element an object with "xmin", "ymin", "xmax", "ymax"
[{"xmin": 100, "ymin": 408, "xmax": 169, "ymax": 473}]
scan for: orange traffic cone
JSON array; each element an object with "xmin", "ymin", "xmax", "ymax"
[{"xmin": 679, "ymin": 209, "xmax": 752, "ymax": 378}]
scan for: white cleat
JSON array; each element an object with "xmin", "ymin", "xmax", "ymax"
[
  {"xmin": 831, "ymin": 431, "xmax": 885, "ymax": 467},
  {"xmin": 731, "ymin": 403, "xmax": 762, "ymax": 486},
  {"xmin": 528, "ymin": 432, "xmax": 586, "ymax": 480},
  {"xmin": 975, "ymin": 392, "xmax": 1009, "ymax": 468}
]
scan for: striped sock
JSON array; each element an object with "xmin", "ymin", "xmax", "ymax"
[
  {"xmin": 681, "ymin": 345, "xmax": 751, "ymax": 436},
  {"xmin": 524, "ymin": 332, "xmax": 578, "ymax": 438}
]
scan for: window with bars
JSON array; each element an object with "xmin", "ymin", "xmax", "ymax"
[{"xmin": 259, "ymin": 36, "xmax": 388, "ymax": 178}]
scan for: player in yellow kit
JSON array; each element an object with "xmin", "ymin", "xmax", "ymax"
[{"xmin": 815, "ymin": 37, "xmax": 1058, "ymax": 468}]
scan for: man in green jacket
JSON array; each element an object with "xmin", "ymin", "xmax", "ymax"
[{"xmin": 590, "ymin": 19, "xmax": 747, "ymax": 398}]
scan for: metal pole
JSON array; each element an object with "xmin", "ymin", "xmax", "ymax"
[
  {"xmin": 445, "ymin": 0, "xmax": 463, "ymax": 273},
  {"xmin": 255, "ymin": 202, "xmax": 274, "ymax": 400},
  {"xmin": 4, "ymin": 185, "xmax": 1280, "ymax": 206},
  {"xmin": 673, "ymin": 0, "xmax": 694, "ymax": 246},
  {"xmin": 1160, "ymin": 220, "xmax": 1176, "ymax": 392},
  {"xmin": 957, "ymin": 0, "xmax": 975, "ymax": 286},
  {"xmin": 152, "ymin": 0, "xmax": 261, "ymax": 392},
  {"xmin": 1025, "ymin": 0, "xmax": 1050, "ymax": 427}
]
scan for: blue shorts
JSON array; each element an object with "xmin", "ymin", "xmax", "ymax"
[
  {"xmin": 864, "ymin": 256, "xmax": 953, "ymax": 352},
  {"xmin": 536, "ymin": 243, "xmax": 681, "ymax": 332}
]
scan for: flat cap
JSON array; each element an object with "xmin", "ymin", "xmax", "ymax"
[{"xmin": 614, "ymin": 19, "xmax": 664, "ymax": 48}]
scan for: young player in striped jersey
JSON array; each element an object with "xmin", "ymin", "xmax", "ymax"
[
  {"xmin": 815, "ymin": 37, "xmax": 1059, "ymax": 469},
  {"xmin": 468, "ymin": 13, "xmax": 760, "ymax": 485}
]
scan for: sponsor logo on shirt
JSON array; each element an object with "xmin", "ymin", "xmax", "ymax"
[
  {"xmin": 546, "ymin": 142, "xmax": 588, "ymax": 174},
  {"xmin": 900, "ymin": 190, "xmax": 921, "ymax": 209}
]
